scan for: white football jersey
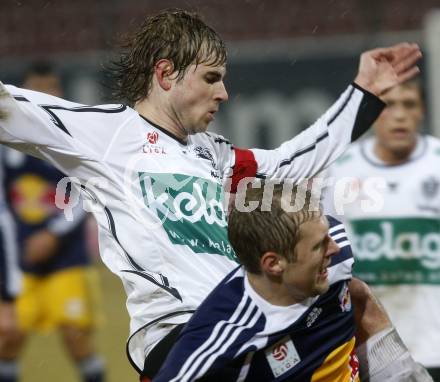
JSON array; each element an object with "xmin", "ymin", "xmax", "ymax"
[
  {"xmin": 322, "ymin": 135, "xmax": 440, "ymax": 367},
  {"xmin": 0, "ymin": 82, "xmax": 384, "ymax": 371}
]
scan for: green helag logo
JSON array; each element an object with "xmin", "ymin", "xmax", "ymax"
[
  {"xmin": 351, "ymin": 218, "xmax": 440, "ymax": 285},
  {"xmin": 139, "ymin": 172, "xmax": 236, "ymax": 261}
]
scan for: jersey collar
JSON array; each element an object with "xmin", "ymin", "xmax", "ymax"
[
  {"xmin": 360, "ymin": 135, "xmax": 427, "ymax": 167},
  {"xmin": 139, "ymin": 115, "xmax": 188, "ymax": 146}
]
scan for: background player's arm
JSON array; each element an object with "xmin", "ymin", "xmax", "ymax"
[
  {"xmin": 349, "ymin": 277, "xmax": 391, "ymax": 345},
  {"xmin": 22, "ymin": 230, "xmax": 60, "ymax": 266},
  {"xmin": 350, "ymin": 277, "xmax": 433, "ymax": 382},
  {"xmin": 24, "ymin": 202, "xmax": 87, "ymax": 265}
]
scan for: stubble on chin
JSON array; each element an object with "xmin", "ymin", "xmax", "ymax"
[{"xmin": 187, "ymin": 123, "xmax": 209, "ymax": 135}]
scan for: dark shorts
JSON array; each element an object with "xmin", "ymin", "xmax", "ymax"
[
  {"xmin": 140, "ymin": 324, "xmax": 185, "ymax": 381},
  {"xmin": 427, "ymin": 367, "xmax": 440, "ymax": 382}
]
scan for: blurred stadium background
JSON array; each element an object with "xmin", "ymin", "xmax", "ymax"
[{"xmin": 0, "ymin": 0, "xmax": 439, "ymax": 381}]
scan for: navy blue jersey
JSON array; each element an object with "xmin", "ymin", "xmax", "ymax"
[
  {"xmin": 154, "ymin": 216, "xmax": 359, "ymax": 382},
  {"xmin": 3, "ymin": 149, "xmax": 89, "ymax": 275}
]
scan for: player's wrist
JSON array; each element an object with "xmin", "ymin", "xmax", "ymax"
[
  {"xmin": 352, "ymin": 78, "xmax": 381, "ymax": 98},
  {"xmin": 357, "ymin": 327, "xmax": 408, "ymax": 379}
]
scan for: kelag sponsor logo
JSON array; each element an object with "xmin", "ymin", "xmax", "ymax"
[
  {"xmin": 350, "ymin": 218, "xmax": 440, "ymax": 285},
  {"xmin": 139, "ymin": 172, "xmax": 236, "ymax": 261}
]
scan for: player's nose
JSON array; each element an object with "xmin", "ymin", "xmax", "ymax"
[
  {"xmin": 326, "ymin": 237, "xmax": 340, "ymax": 258},
  {"xmin": 215, "ymin": 81, "xmax": 228, "ymax": 102}
]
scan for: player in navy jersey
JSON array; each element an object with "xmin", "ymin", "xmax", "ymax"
[
  {"xmin": 0, "ymin": 63, "xmax": 105, "ymax": 382},
  {"xmin": 155, "ymin": 184, "xmax": 433, "ymax": 381}
]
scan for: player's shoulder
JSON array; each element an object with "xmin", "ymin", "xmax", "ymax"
[
  {"xmin": 4, "ymin": 82, "xmax": 135, "ymax": 120},
  {"xmin": 425, "ymin": 134, "xmax": 440, "ymax": 157},
  {"xmin": 197, "ymin": 131, "xmax": 231, "ymax": 144},
  {"xmin": 326, "ymin": 215, "xmax": 354, "ymax": 282},
  {"xmin": 190, "ymin": 267, "xmax": 245, "ymax": 321},
  {"xmin": 331, "ymin": 139, "xmax": 365, "ymax": 168},
  {"xmin": 192, "ymin": 131, "xmax": 234, "ymax": 158}
]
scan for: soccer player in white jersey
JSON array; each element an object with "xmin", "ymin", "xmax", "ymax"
[
  {"xmin": 0, "ymin": 8, "xmax": 422, "ymax": 379},
  {"xmin": 322, "ymin": 80, "xmax": 440, "ymax": 380}
]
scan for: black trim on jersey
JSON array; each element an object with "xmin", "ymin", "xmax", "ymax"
[
  {"xmin": 122, "ymin": 270, "xmax": 182, "ymax": 301},
  {"xmin": 80, "ymin": 185, "xmax": 143, "ymax": 271},
  {"xmin": 126, "ymin": 310, "xmax": 195, "ymax": 373},
  {"xmin": 327, "ymin": 86, "xmax": 355, "ymax": 126},
  {"xmin": 13, "ymin": 95, "xmax": 30, "ymax": 102},
  {"xmin": 102, "ymin": 206, "xmax": 142, "ymax": 272},
  {"xmin": 140, "ymin": 115, "xmax": 188, "ymax": 146},
  {"xmin": 254, "ymin": 130, "xmax": 329, "ymax": 177},
  {"xmin": 213, "ymin": 136, "xmax": 231, "ymax": 145},
  {"xmin": 360, "ymin": 135, "xmax": 427, "ymax": 168},
  {"xmin": 103, "ymin": 205, "xmax": 183, "ymax": 300},
  {"xmin": 80, "ymin": 185, "xmax": 182, "ymax": 301},
  {"xmin": 39, "ymin": 104, "xmax": 127, "ymax": 137},
  {"xmin": 350, "ymin": 83, "xmax": 386, "ymax": 141},
  {"xmin": 278, "ymin": 131, "xmax": 329, "ymax": 168}
]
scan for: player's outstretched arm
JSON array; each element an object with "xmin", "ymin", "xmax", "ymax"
[
  {"xmin": 354, "ymin": 43, "xmax": 422, "ymax": 97},
  {"xmin": 227, "ymin": 42, "xmax": 422, "ymax": 187},
  {"xmin": 0, "ymin": 82, "xmax": 133, "ymax": 170}
]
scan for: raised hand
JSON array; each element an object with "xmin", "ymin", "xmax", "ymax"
[{"xmin": 354, "ymin": 43, "xmax": 422, "ymax": 97}]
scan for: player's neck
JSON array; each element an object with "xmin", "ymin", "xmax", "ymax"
[
  {"xmin": 135, "ymin": 100, "xmax": 189, "ymax": 143},
  {"xmin": 373, "ymin": 141, "xmax": 414, "ymax": 165},
  {"xmin": 247, "ymin": 273, "xmax": 301, "ymax": 307}
]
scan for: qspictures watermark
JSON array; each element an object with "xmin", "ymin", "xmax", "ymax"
[{"xmin": 54, "ymin": 175, "xmax": 387, "ymax": 227}]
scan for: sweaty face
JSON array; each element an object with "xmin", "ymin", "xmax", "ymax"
[
  {"xmin": 282, "ymin": 216, "xmax": 339, "ymax": 301},
  {"xmin": 373, "ymin": 84, "xmax": 423, "ymax": 160},
  {"xmin": 169, "ymin": 63, "xmax": 228, "ymax": 134}
]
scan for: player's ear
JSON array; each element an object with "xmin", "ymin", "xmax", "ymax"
[
  {"xmin": 154, "ymin": 59, "xmax": 175, "ymax": 91},
  {"xmin": 261, "ymin": 252, "xmax": 284, "ymax": 276}
]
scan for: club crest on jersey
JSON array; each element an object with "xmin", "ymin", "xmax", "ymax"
[
  {"xmin": 338, "ymin": 282, "xmax": 352, "ymax": 312},
  {"xmin": 265, "ymin": 336, "xmax": 301, "ymax": 378},
  {"xmin": 193, "ymin": 146, "xmax": 221, "ymax": 179},
  {"xmin": 147, "ymin": 131, "xmax": 159, "ymax": 144},
  {"xmin": 422, "ymin": 176, "xmax": 439, "ymax": 199},
  {"xmin": 143, "ymin": 131, "xmax": 166, "ymax": 154}
]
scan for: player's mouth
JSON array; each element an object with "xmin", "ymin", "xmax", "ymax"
[
  {"xmin": 207, "ymin": 110, "xmax": 218, "ymax": 121},
  {"xmin": 390, "ymin": 127, "xmax": 410, "ymax": 139},
  {"xmin": 318, "ymin": 262, "xmax": 331, "ymax": 280}
]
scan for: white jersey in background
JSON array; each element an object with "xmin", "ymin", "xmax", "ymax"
[
  {"xmin": 0, "ymin": 82, "xmax": 384, "ymax": 371},
  {"xmin": 322, "ymin": 135, "xmax": 440, "ymax": 368}
]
